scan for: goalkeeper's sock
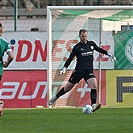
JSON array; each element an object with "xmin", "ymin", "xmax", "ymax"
[
  {"xmin": 56, "ymin": 87, "xmax": 65, "ymax": 98},
  {"xmin": 90, "ymin": 89, "xmax": 97, "ymax": 105}
]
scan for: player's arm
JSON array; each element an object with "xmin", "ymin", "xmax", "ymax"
[
  {"xmin": 59, "ymin": 47, "xmax": 76, "ymax": 75},
  {"xmin": 4, "ymin": 50, "xmax": 14, "ymax": 68},
  {"xmin": 92, "ymin": 41, "xmax": 116, "ymax": 62}
]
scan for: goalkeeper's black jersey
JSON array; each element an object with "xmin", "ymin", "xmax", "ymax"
[{"xmin": 64, "ymin": 41, "xmax": 108, "ymax": 72}]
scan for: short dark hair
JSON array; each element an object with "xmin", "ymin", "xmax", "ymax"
[
  {"xmin": 0, "ymin": 23, "xmax": 2, "ymax": 27},
  {"xmin": 79, "ymin": 29, "xmax": 88, "ymax": 35}
]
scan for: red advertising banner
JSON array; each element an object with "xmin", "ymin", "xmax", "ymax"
[
  {"xmin": 0, "ymin": 70, "xmax": 47, "ymax": 108},
  {"xmin": 0, "ymin": 70, "xmax": 106, "ymax": 108}
]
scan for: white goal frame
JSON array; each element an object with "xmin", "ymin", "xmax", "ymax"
[{"xmin": 47, "ymin": 6, "xmax": 133, "ymax": 106}]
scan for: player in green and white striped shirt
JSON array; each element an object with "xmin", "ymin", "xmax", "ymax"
[
  {"xmin": 0, "ymin": 23, "xmax": 14, "ymax": 80},
  {"xmin": 0, "ymin": 23, "xmax": 14, "ymax": 116}
]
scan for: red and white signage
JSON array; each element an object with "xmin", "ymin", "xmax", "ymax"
[
  {"xmin": 3, "ymin": 32, "xmax": 47, "ymax": 70},
  {"xmin": 0, "ymin": 71, "xmax": 47, "ymax": 108}
]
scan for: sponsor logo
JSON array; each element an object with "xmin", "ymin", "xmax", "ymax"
[
  {"xmin": 91, "ymin": 46, "xmax": 94, "ymax": 50},
  {"xmin": 116, "ymin": 76, "xmax": 133, "ymax": 102},
  {"xmin": 81, "ymin": 51, "xmax": 93, "ymax": 56},
  {"xmin": 125, "ymin": 37, "xmax": 133, "ymax": 64},
  {"xmin": 0, "ymin": 81, "xmax": 48, "ymax": 99},
  {"xmin": 14, "ymin": 40, "xmax": 47, "ymax": 62},
  {"xmin": 89, "ymin": 73, "xmax": 94, "ymax": 76}
]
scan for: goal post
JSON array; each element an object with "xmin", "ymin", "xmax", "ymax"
[
  {"xmin": 47, "ymin": 8, "xmax": 52, "ymax": 105},
  {"xmin": 47, "ymin": 6, "xmax": 133, "ymax": 108}
]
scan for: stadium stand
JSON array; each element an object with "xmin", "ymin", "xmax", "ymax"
[
  {"xmin": 0, "ymin": 0, "xmax": 132, "ymax": 18},
  {"xmin": 0, "ymin": 0, "xmax": 133, "ymax": 8}
]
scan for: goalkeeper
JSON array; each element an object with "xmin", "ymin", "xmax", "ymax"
[{"xmin": 48, "ymin": 29, "xmax": 116, "ymax": 112}]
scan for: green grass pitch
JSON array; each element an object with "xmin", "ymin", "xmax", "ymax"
[{"xmin": 0, "ymin": 108, "xmax": 133, "ymax": 133}]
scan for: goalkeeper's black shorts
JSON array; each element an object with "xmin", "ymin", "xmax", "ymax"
[{"xmin": 68, "ymin": 69, "xmax": 96, "ymax": 84}]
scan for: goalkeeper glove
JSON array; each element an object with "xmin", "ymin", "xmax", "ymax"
[
  {"xmin": 58, "ymin": 67, "xmax": 67, "ymax": 76},
  {"xmin": 107, "ymin": 52, "xmax": 116, "ymax": 62}
]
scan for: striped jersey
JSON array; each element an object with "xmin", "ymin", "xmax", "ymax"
[{"xmin": 0, "ymin": 37, "xmax": 12, "ymax": 66}]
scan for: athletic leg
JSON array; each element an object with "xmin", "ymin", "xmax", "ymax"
[
  {"xmin": 86, "ymin": 77, "xmax": 101, "ymax": 112},
  {"xmin": 0, "ymin": 75, "xmax": 4, "ymax": 117},
  {"xmin": 87, "ymin": 77, "xmax": 97, "ymax": 105},
  {"xmin": 0, "ymin": 101, "xmax": 4, "ymax": 117},
  {"xmin": 48, "ymin": 82, "xmax": 75, "ymax": 106},
  {"xmin": 48, "ymin": 69, "xmax": 83, "ymax": 106},
  {"xmin": 57, "ymin": 82, "xmax": 75, "ymax": 98}
]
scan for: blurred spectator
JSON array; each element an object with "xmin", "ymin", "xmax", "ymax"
[
  {"xmin": 83, "ymin": 0, "xmax": 92, "ymax": 5},
  {"xmin": 48, "ymin": 0, "xmax": 53, "ymax": 6},
  {"xmin": 24, "ymin": 0, "xmax": 35, "ymax": 12},
  {"xmin": 56, "ymin": 0, "xmax": 62, "ymax": 6},
  {"xmin": 91, "ymin": 0, "xmax": 102, "ymax": 5},
  {"xmin": 19, "ymin": 0, "xmax": 26, "ymax": 8},
  {"xmin": 7, "ymin": 0, "xmax": 14, "ymax": 7},
  {"xmin": 84, "ymin": 0, "xmax": 102, "ymax": 6}
]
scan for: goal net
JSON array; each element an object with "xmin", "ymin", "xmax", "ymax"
[{"xmin": 47, "ymin": 6, "xmax": 133, "ymax": 108}]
